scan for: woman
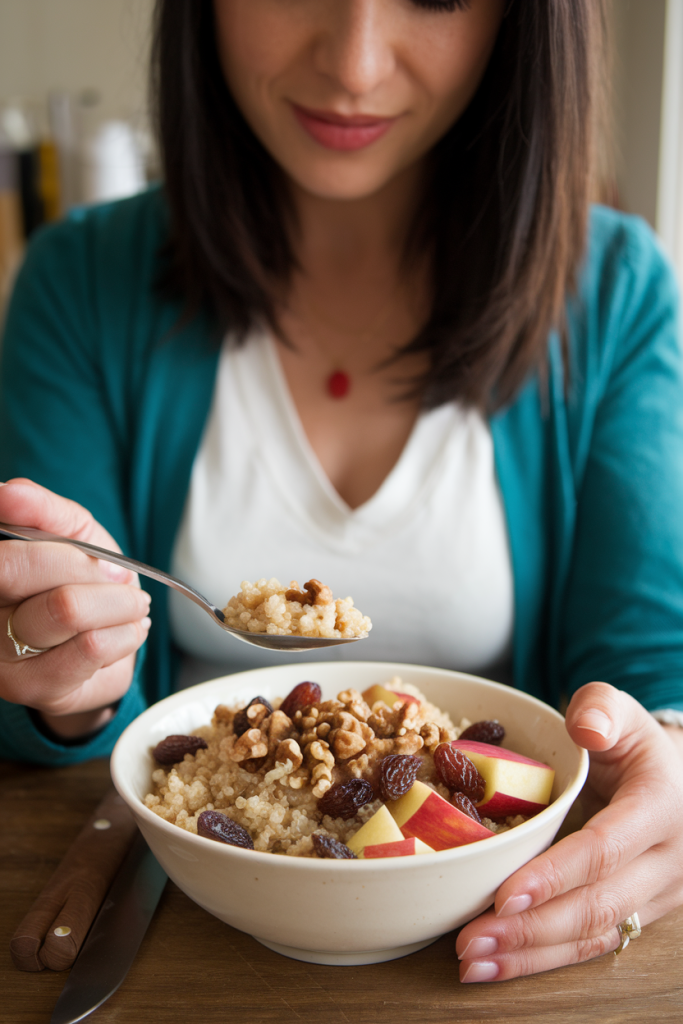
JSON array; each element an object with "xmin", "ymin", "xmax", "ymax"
[{"xmin": 1, "ymin": 0, "xmax": 683, "ymax": 983}]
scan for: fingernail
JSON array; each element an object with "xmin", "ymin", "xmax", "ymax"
[
  {"xmin": 576, "ymin": 710, "xmax": 611, "ymax": 738},
  {"xmin": 100, "ymin": 560, "xmax": 128, "ymax": 582},
  {"xmin": 141, "ymin": 617, "xmax": 152, "ymax": 630},
  {"xmin": 497, "ymin": 893, "xmax": 533, "ymax": 917},
  {"xmin": 461, "ymin": 961, "xmax": 500, "ymax": 983},
  {"xmin": 143, "ymin": 592, "xmax": 152, "ymax": 606},
  {"xmin": 458, "ymin": 936, "xmax": 498, "ymax": 960}
]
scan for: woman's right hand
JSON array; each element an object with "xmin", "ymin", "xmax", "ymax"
[{"xmin": 0, "ymin": 479, "xmax": 151, "ymax": 739}]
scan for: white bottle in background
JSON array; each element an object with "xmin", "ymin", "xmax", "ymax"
[
  {"xmin": 80, "ymin": 120, "xmax": 145, "ymax": 205},
  {"xmin": 48, "ymin": 91, "xmax": 81, "ymax": 214}
]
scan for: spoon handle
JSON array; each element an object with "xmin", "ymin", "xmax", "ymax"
[{"xmin": 0, "ymin": 522, "xmax": 224, "ymax": 621}]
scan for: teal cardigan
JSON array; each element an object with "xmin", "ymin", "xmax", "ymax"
[{"xmin": 2, "ymin": 190, "xmax": 683, "ymax": 765}]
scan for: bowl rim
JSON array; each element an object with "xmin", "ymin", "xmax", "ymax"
[{"xmin": 111, "ymin": 661, "xmax": 589, "ymax": 870}]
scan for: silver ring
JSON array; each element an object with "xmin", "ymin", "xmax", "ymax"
[
  {"xmin": 7, "ymin": 613, "xmax": 52, "ymax": 657},
  {"xmin": 614, "ymin": 912, "xmax": 642, "ymax": 955}
]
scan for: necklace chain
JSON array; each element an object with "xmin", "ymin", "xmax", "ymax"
[
  {"xmin": 280, "ymin": 274, "xmax": 419, "ymax": 400},
  {"xmin": 296, "ymin": 286, "xmax": 398, "ymax": 344},
  {"xmin": 291, "ymin": 284, "xmax": 400, "ymax": 400}
]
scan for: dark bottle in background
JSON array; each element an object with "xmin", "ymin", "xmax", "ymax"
[{"xmin": 18, "ymin": 144, "xmax": 44, "ymax": 236}]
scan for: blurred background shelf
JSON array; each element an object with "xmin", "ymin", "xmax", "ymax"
[{"xmin": 0, "ymin": 0, "xmax": 155, "ymax": 308}]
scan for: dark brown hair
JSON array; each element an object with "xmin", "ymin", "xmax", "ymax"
[{"xmin": 151, "ymin": 0, "xmax": 607, "ymax": 409}]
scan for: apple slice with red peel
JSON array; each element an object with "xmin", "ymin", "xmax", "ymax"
[
  {"xmin": 393, "ymin": 691, "xmax": 420, "ymax": 706},
  {"xmin": 346, "ymin": 804, "xmax": 404, "ymax": 857},
  {"xmin": 362, "ymin": 684, "xmax": 420, "ymax": 708},
  {"xmin": 388, "ymin": 781, "xmax": 494, "ymax": 851},
  {"xmin": 450, "ymin": 740, "xmax": 555, "ymax": 818},
  {"xmin": 363, "ymin": 836, "xmax": 434, "ymax": 859}
]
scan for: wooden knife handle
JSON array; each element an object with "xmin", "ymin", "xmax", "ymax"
[{"xmin": 10, "ymin": 786, "xmax": 138, "ymax": 972}]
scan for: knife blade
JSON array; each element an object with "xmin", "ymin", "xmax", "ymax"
[{"xmin": 49, "ymin": 831, "xmax": 167, "ymax": 1024}]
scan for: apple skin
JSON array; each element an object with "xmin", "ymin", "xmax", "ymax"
[
  {"xmin": 346, "ymin": 804, "xmax": 404, "ymax": 857},
  {"xmin": 361, "ymin": 684, "xmax": 421, "ymax": 708},
  {"xmin": 393, "ymin": 691, "xmax": 421, "ymax": 706},
  {"xmin": 363, "ymin": 837, "xmax": 434, "ymax": 859},
  {"xmin": 450, "ymin": 740, "xmax": 555, "ymax": 818},
  {"xmin": 388, "ymin": 781, "xmax": 494, "ymax": 851}
]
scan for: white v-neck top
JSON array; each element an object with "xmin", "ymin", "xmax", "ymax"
[{"xmin": 169, "ymin": 331, "xmax": 514, "ymax": 688}]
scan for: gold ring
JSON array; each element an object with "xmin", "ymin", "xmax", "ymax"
[
  {"xmin": 614, "ymin": 912, "xmax": 642, "ymax": 955},
  {"xmin": 7, "ymin": 613, "xmax": 52, "ymax": 657}
]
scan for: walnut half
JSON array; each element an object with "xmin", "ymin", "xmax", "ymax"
[
  {"xmin": 285, "ymin": 579, "xmax": 333, "ymax": 606},
  {"xmin": 230, "ymin": 728, "xmax": 268, "ymax": 763},
  {"xmin": 275, "ymin": 738, "xmax": 303, "ymax": 770}
]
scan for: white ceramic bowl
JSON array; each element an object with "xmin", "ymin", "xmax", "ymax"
[{"xmin": 111, "ymin": 662, "xmax": 588, "ymax": 966}]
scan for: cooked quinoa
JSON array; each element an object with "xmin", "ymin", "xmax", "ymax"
[
  {"xmin": 144, "ymin": 679, "xmax": 523, "ymax": 856},
  {"xmin": 222, "ymin": 577, "xmax": 372, "ymax": 638}
]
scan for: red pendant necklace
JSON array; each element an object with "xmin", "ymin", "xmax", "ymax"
[
  {"xmin": 288, "ymin": 285, "xmax": 398, "ymax": 400},
  {"xmin": 327, "ymin": 369, "xmax": 351, "ymax": 399}
]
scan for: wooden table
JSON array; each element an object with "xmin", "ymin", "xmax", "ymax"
[{"xmin": 2, "ymin": 758, "xmax": 682, "ymax": 1024}]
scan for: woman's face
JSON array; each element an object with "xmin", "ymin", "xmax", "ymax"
[{"xmin": 214, "ymin": 0, "xmax": 506, "ymax": 201}]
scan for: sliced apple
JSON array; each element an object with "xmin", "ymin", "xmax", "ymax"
[
  {"xmin": 451, "ymin": 740, "xmax": 555, "ymax": 818},
  {"xmin": 346, "ymin": 804, "xmax": 404, "ymax": 856},
  {"xmin": 363, "ymin": 836, "xmax": 434, "ymax": 859},
  {"xmin": 361, "ymin": 684, "xmax": 420, "ymax": 708},
  {"xmin": 393, "ymin": 691, "xmax": 421, "ymax": 706},
  {"xmin": 388, "ymin": 781, "xmax": 494, "ymax": 851}
]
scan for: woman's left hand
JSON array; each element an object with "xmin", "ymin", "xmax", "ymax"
[{"xmin": 455, "ymin": 681, "xmax": 683, "ymax": 982}]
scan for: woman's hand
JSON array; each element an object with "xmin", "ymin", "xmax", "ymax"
[
  {"xmin": 455, "ymin": 681, "xmax": 683, "ymax": 982},
  {"xmin": 0, "ymin": 479, "xmax": 151, "ymax": 739}
]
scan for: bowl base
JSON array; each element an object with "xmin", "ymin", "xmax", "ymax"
[{"xmin": 254, "ymin": 934, "xmax": 441, "ymax": 966}]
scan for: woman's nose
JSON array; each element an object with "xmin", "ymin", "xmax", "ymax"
[{"xmin": 313, "ymin": 0, "xmax": 397, "ymax": 99}]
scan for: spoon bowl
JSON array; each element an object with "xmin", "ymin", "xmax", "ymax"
[{"xmin": 0, "ymin": 523, "xmax": 367, "ymax": 653}]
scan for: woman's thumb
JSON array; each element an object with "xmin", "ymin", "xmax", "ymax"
[{"xmin": 565, "ymin": 681, "xmax": 657, "ymax": 758}]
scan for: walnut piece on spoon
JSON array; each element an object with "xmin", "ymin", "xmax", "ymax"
[{"xmin": 223, "ymin": 577, "xmax": 372, "ymax": 638}]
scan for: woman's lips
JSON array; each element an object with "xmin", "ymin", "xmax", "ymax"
[{"xmin": 291, "ymin": 104, "xmax": 397, "ymax": 151}]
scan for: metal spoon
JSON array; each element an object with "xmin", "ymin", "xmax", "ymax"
[{"xmin": 0, "ymin": 523, "xmax": 367, "ymax": 652}]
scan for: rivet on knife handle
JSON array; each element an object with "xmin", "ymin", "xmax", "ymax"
[{"xmin": 10, "ymin": 787, "xmax": 138, "ymax": 972}]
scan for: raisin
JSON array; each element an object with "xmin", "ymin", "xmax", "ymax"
[
  {"xmin": 197, "ymin": 810, "xmax": 254, "ymax": 849},
  {"xmin": 152, "ymin": 734, "xmax": 208, "ymax": 764},
  {"xmin": 451, "ymin": 792, "xmax": 483, "ymax": 824},
  {"xmin": 280, "ymin": 681, "xmax": 322, "ymax": 719},
  {"xmin": 312, "ymin": 834, "xmax": 357, "ymax": 859},
  {"xmin": 458, "ymin": 720, "xmax": 505, "ymax": 745},
  {"xmin": 233, "ymin": 696, "xmax": 274, "ymax": 737},
  {"xmin": 378, "ymin": 755, "xmax": 422, "ymax": 801},
  {"xmin": 318, "ymin": 779, "xmax": 374, "ymax": 820},
  {"xmin": 434, "ymin": 743, "xmax": 486, "ymax": 803}
]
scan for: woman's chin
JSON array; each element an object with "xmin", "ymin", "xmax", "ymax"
[{"xmin": 281, "ymin": 152, "xmax": 421, "ymax": 205}]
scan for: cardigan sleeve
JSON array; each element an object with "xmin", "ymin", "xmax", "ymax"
[
  {"xmin": 561, "ymin": 215, "xmax": 683, "ymax": 713},
  {"xmin": 0, "ymin": 214, "xmax": 149, "ymax": 764}
]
